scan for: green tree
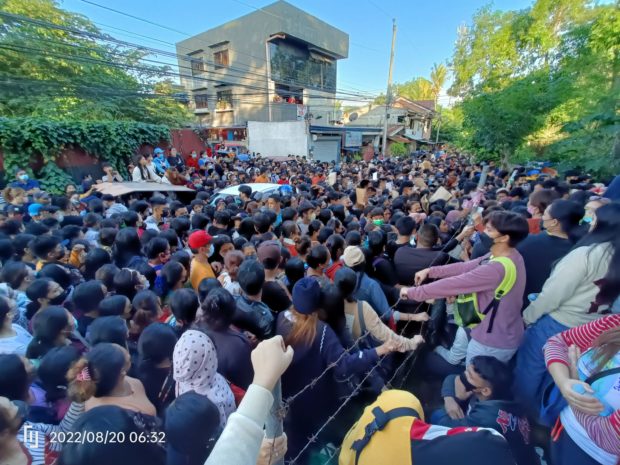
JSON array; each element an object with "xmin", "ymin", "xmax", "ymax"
[
  {"xmin": 389, "ymin": 142, "xmax": 408, "ymax": 157},
  {"xmin": 0, "ymin": 0, "xmax": 193, "ymax": 126},
  {"xmin": 430, "ymin": 63, "xmax": 447, "ymax": 105},
  {"xmin": 447, "ymin": 0, "xmax": 617, "ymax": 175}
]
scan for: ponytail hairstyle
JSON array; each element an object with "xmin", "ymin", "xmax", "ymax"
[
  {"xmin": 285, "ymin": 310, "xmax": 318, "ymax": 347},
  {"xmin": 334, "ymin": 267, "xmax": 358, "ymax": 303},
  {"xmin": 68, "ymin": 343, "xmax": 127, "ymax": 401},
  {"xmin": 547, "ymin": 199, "xmax": 585, "ymax": 244},
  {"xmin": 26, "ymin": 306, "xmax": 69, "ymax": 359},
  {"xmin": 138, "ymin": 323, "xmax": 177, "ymax": 371},
  {"xmin": 25, "ymin": 278, "xmax": 53, "ymax": 320},
  {"xmin": 38, "ymin": 346, "xmax": 80, "ymax": 403},
  {"xmin": 131, "ymin": 290, "xmax": 161, "ymax": 335}
]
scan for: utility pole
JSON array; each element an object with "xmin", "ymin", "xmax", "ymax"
[
  {"xmin": 381, "ymin": 18, "xmax": 397, "ymax": 158},
  {"xmin": 435, "ymin": 110, "xmax": 442, "ymax": 145}
]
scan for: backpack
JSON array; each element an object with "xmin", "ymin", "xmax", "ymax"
[
  {"xmin": 453, "ymin": 256, "xmax": 516, "ymax": 333},
  {"xmin": 340, "ymin": 390, "xmax": 517, "ymax": 465}
]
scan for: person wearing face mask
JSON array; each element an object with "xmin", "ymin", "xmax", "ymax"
[
  {"xmin": 144, "ymin": 196, "xmax": 170, "ymax": 232},
  {"xmin": 400, "ymin": 211, "xmax": 529, "ymax": 365},
  {"xmin": 517, "ymin": 199, "xmax": 585, "ymax": 310},
  {"xmin": 186, "ymin": 150, "xmax": 199, "ymax": 170},
  {"xmin": 514, "ymin": 203, "xmax": 620, "ymax": 418},
  {"xmin": 187, "ymin": 231, "xmax": 216, "ymax": 291},
  {"xmin": 525, "ymin": 188, "xmax": 559, "ymax": 235},
  {"xmin": 434, "ymin": 356, "xmax": 539, "ymax": 465},
  {"xmin": 9, "ymin": 168, "xmax": 40, "ymax": 194},
  {"xmin": 151, "ymin": 148, "xmax": 170, "ymax": 176}
]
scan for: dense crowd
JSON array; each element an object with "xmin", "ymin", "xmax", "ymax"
[{"xmin": 0, "ymin": 148, "xmax": 618, "ymax": 465}]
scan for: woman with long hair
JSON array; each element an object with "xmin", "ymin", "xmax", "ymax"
[
  {"xmin": 111, "ymin": 228, "xmax": 144, "ymax": 269},
  {"xmin": 516, "ymin": 202, "xmax": 620, "ymax": 416},
  {"xmin": 518, "ymin": 199, "xmax": 586, "ymax": 310},
  {"xmin": 276, "ymin": 277, "xmax": 400, "ymax": 462},
  {"xmin": 26, "ymin": 306, "xmax": 73, "ymax": 361},
  {"xmin": 544, "ymin": 315, "xmax": 620, "ymax": 465},
  {"xmin": 68, "ymin": 342, "xmax": 155, "ymax": 416}
]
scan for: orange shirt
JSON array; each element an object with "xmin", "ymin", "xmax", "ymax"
[
  {"xmin": 255, "ymin": 174, "xmax": 268, "ymax": 183},
  {"xmin": 190, "ymin": 257, "xmax": 215, "ymax": 290}
]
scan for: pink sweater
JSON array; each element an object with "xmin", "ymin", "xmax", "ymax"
[{"xmin": 406, "ymin": 251, "xmax": 526, "ymax": 350}]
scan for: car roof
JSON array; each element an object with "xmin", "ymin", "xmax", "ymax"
[{"xmin": 216, "ymin": 183, "xmax": 280, "ymax": 195}]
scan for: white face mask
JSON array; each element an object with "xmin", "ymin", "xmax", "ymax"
[{"xmin": 208, "ymin": 244, "xmax": 215, "ymax": 257}]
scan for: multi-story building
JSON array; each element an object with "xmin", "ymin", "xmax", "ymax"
[{"xmin": 176, "ymin": 0, "xmax": 349, "ymax": 143}]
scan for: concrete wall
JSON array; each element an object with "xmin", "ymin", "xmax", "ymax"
[
  {"xmin": 247, "ymin": 120, "xmax": 308, "ymax": 158},
  {"xmin": 176, "ymin": 0, "xmax": 348, "ymax": 126}
]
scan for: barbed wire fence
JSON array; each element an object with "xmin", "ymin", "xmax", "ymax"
[{"xmin": 266, "ymin": 165, "xmax": 490, "ymax": 464}]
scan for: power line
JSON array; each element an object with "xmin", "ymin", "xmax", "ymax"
[{"xmin": 0, "ymin": 11, "xmax": 378, "ymax": 100}]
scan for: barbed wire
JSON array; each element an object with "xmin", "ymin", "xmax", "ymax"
[
  {"xmin": 274, "ymin": 218, "xmax": 471, "ymax": 464},
  {"xmin": 280, "ymin": 296, "xmax": 406, "ymax": 411}
]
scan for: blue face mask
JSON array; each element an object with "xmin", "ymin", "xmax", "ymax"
[
  {"xmin": 208, "ymin": 244, "xmax": 215, "ymax": 257},
  {"xmin": 19, "ymin": 174, "xmax": 29, "ymax": 182}
]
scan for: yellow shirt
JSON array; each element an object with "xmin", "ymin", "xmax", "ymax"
[{"xmin": 190, "ymin": 258, "xmax": 215, "ymax": 290}]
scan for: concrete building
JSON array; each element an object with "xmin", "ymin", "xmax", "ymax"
[
  {"xmin": 176, "ymin": 0, "xmax": 349, "ymax": 144},
  {"xmin": 345, "ymin": 97, "xmax": 436, "ymax": 154}
]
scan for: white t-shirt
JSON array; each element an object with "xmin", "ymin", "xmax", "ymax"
[{"xmin": 0, "ymin": 324, "xmax": 33, "ymax": 356}]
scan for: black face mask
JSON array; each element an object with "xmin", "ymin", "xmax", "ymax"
[
  {"xmin": 161, "ymin": 209, "xmax": 170, "ymax": 218},
  {"xmin": 49, "ymin": 289, "xmax": 68, "ymax": 306},
  {"xmin": 459, "ymin": 372, "xmax": 477, "ymax": 392}
]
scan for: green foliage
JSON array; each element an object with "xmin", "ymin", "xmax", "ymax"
[
  {"xmin": 0, "ymin": 117, "xmax": 170, "ymax": 182},
  {"xmin": 38, "ymin": 163, "xmax": 75, "ymax": 195},
  {"xmin": 447, "ymin": 0, "xmax": 618, "ymax": 175},
  {"xmin": 0, "ymin": 0, "xmax": 193, "ymax": 126},
  {"xmin": 389, "ymin": 142, "xmax": 408, "ymax": 157}
]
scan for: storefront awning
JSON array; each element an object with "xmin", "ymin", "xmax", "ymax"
[{"xmin": 388, "ymin": 135, "xmax": 410, "ymax": 143}]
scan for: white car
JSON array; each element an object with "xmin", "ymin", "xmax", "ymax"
[{"xmin": 210, "ymin": 183, "xmax": 293, "ymax": 205}]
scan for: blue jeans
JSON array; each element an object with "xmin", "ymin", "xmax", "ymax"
[
  {"xmin": 514, "ymin": 315, "xmax": 569, "ymax": 418},
  {"xmin": 551, "ymin": 428, "xmax": 601, "ymax": 465}
]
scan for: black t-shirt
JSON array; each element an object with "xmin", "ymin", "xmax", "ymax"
[
  {"xmin": 394, "ymin": 247, "xmax": 456, "ymax": 286},
  {"xmin": 386, "ymin": 240, "xmax": 410, "ymax": 261},
  {"xmin": 517, "ymin": 233, "xmax": 572, "ymax": 310},
  {"xmin": 138, "ymin": 363, "xmax": 175, "ymax": 416}
]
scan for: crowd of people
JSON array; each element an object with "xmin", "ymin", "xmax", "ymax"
[{"xmin": 0, "ymin": 147, "xmax": 618, "ymax": 465}]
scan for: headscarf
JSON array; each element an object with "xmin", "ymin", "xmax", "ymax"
[{"xmin": 173, "ymin": 330, "xmax": 235, "ymax": 427}]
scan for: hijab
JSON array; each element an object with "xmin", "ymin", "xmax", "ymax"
[{"xmin": 173, "ymin": 330, "xmax": 235, "ymax": 427}]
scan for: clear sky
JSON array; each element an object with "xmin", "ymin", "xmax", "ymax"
[{"xmin": 62, "ymin": 0, "xmax": 534, "ymax": 104}]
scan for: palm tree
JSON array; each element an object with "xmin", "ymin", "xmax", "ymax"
[{"xmin": 430, "ymin": 63, "xmax": 448, "ymax": 106}]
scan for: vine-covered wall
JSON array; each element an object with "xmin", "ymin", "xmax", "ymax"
[{"xmin": 0, "ymin": 118, "xmax": 170, "ymax": 193}]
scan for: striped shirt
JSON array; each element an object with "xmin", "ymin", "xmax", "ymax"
[
  {"xmin": 544, "ymin": 315, "xmax": 620, "ymax": 460},
  {"xmin": 17, "ymin": 402, "xmax": 84, "ymax": 465}
]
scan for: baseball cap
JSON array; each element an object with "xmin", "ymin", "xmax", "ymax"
[
  {"xmin": 188, "ymin": 230, "xmax": 213, "ymax": 249},
  {"xmin": 28, "ymin": 204, "xmax": 43, "ymax": 217},
  {"xmin": 257, "ymin": 240, "xmax": 282, "ymax": 264},
  {"xmin": 343, "ymin": 246, "xmax": 365, "ymax": 267},
  {"xmin": 154, "ymin": 148, "xmax": 164, "ymax": 155}
]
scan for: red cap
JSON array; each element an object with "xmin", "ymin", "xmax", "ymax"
[{"xmin": 188, "ymin": 230, "xmax": 213, "ymax": 249}]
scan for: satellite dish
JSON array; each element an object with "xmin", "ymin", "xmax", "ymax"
[{"xmin": 349, "ymin": 112, "xmax": 359, "ymax": 122}]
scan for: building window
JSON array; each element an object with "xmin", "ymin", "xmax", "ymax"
[
  {"xmin": 194, "ymin": 94, "xmax": 209, "ymax": 110},
  {"xmin": 397, "ymin": 116, "xmax": 405, "ymax": 123},
  {"xmin": 190, "ymin": 58, "xmax": 206, "ymax": 76},
  {"xmin": 216, "ymin": 90, "xmax": 233, "ymax": 110},
  {"xmin": 214, "ymin": 50, "xmax": 229, "ymax": 69}
]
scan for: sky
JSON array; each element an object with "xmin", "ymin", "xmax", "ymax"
[{"xmin": 62, "ymin": 0, "xmax": 534, "ymax": 105}]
